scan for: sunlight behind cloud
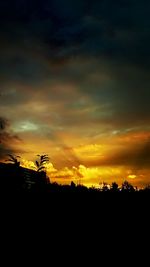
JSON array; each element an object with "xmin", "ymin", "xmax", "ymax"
[
  {"xmin": 12, "ymin": 121, "xmax": 39, "ymax": 132},
  {"xmin": 128, "ymin": 175, "xmax": 137, "ymax": 179}
]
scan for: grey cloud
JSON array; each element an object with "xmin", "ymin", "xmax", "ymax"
[{"xmin": 0, "ymin": 0, "xmax": 150, "ymax": 164}]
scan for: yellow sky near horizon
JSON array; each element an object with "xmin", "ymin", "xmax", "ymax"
[{"xmin": 10, "ymin": 127, "xmax": 150, "ymax": 188}]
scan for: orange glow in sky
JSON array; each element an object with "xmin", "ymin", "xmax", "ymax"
[{"xmin": 1, "ymin": 4, "xmax": 150, "ymax": 189}]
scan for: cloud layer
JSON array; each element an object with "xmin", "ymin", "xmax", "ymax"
[{"xmin": 0, "ymin": 0, "xmax": 150, "ymax": 186}]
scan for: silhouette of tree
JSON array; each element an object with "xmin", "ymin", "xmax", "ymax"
[
  {"xmin": 71, "ymin": 181, "xmax": 76, "ymax": 188},
  {"xmin": 144, "ymin": 185, "xmax": 150, "ymax": 191},
  {"xmin": 1, "ymin": 152, "xmax": 150, "ymax": 193},
  {"xmin": 35, "ymin": 154, "xmax": 49, "ymax": 172},
  {"xmin": 6, "ymin": 154, "xmax": 21, "ymax": 167},
  {"xmin": 102, "ymin": 182, "xmax": 109, "ymax": 192},
  {"xmin": 111, "ymin": 182, "xmax": 119, "ymax": 192},
  {"xmin": 121, "ymin": 181, "xmax": 135, "ymax": 192}
]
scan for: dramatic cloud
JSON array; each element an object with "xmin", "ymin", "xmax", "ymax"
[{"xmin": 0, "ymin": 0, "xmax": 150, "ymax": 186}]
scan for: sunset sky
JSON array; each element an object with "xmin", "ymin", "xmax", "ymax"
[{"xmin": 0, "ymin": 0, "xmax": 150, "ymax": 187}]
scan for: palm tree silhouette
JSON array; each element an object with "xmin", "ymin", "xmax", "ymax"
[
  {"xmin": 6, "ymin": 154, "xmax": 21, "ymax": 167},
  {"xmin": 35, "ymin": 154, "xmax": 49, "ymax": 172}
]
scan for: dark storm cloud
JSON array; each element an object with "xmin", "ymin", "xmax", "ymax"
[
  {"xmin": 0, "ymin": 0, "xmax": 149, "ymax": 85},
  {"xmin": 1, "ymin": 0, "xmax": 150, "ymax": 61},
  {"xmin": 83, "ymin": 64, "xmax": 150, "ymax": 128},
  {"xmin": 0, "ymin": 1, "xmax": 150, "ymax": 149}
]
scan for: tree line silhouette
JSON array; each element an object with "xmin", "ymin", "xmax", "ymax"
[{"xmin": 0, "ymin": 154, "xmax": 150, "ymax": 193}]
